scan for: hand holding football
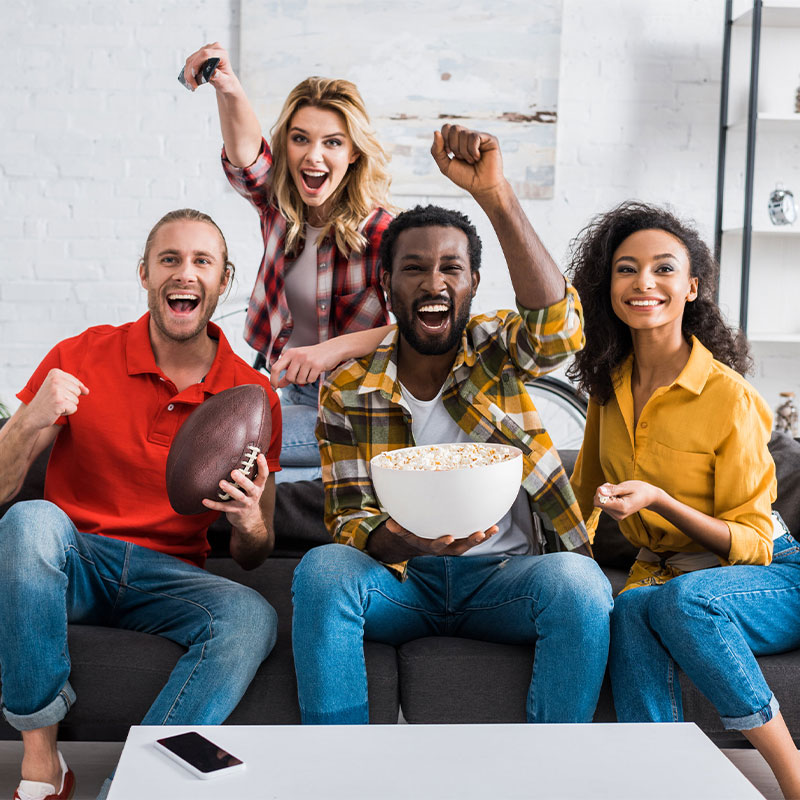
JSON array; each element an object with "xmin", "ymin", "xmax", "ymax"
[{"xmin": 166, "ymin": 384, "xmax": 272, "ymax": 515}]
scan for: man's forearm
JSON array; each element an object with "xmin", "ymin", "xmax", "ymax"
[
  {"xmin": 0, "ymin": 407, "xmax": 51, "ymax": 504},
  {"xmin": 230, "ymin": 522, "xmax": 274, "ymax": 570},
  {"xmin": 477, "ymin": 182, "xmax": 565, "ymax": 310},
  {"xmin": 216, "ymin": 82, "xmax": 263, "ymax": 169},
  {"xmin": 366, "ymin": 523, "xmax": 417, "ymax": 563}
]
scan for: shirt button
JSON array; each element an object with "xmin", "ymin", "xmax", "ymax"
[
  {"xmin": 159, "ymin": 377, "xmax": 165, "ymax": 382},
  {"xmin": 319, "ymin": 262, "xmax": 327, "ymax": 270},
  {"xmin": 167, "ymin": 404, "xmax": 175, "ymax": 411},
  {"xmin": 319, "ymin": 302, "xmax": 327, "ymax": 310},
  {"xmin": 640, "ymin": 421, "xmax": 648, "ymax": 429}
]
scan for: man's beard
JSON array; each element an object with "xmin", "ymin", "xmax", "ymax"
[
  {"xmin": 148, "ymin": 288, "xmax": 219, "ymax": 343},
  {"xmin": 393, "ymin": 295, "xmax": 471, "ymax": 356}
]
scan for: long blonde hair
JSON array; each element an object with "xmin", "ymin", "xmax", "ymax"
[{"xmin": 270, "ymin": 77, "xmax": 394, "ymax": 256}]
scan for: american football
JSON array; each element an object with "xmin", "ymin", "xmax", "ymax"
[{"xmin": 166, "ymin": 384, "xmax": 272, "ymax": 515}]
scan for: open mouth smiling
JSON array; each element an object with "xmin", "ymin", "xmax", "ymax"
[
  {"xmin": 416, "ymin": 302, "xmax": 451, "ymax": 331},
  {"xmin": 301, "ymin": 169, "xmax": 329, "ymax": 192},
  {"xmin": 166, "ymin": 293, "xmax": 201, "ymax": 315}
]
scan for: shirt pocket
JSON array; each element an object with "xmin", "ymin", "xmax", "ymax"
[
  {"xmin": 644, "ymin": 439, "xmax": 715, "ymax": 513},
  {"xmin": 332, "ymin": 287, "xmax": 385, "ymax": 332}
]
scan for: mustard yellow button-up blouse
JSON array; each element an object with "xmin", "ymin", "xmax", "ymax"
[{"xmin": 571, "ymin": 337, "xmax": 776, "ymax": 566}]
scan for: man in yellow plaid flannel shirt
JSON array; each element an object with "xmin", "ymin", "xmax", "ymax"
[{"xmin": 292, "ymin": 124, "xmax": 613, "ymax": 724}]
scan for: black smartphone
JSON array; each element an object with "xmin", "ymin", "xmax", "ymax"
[
  {"xmin": 178, "ymin": 57, "xmax": 220, "ymax": 91},
  {"xmin": 154, "ymin": 731, "xmax": 245, "ymax": 779}
]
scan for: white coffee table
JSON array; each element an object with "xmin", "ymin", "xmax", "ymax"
[{"xmin": 108, "ymin": 722, "xmax": 764, "ymax": 799}]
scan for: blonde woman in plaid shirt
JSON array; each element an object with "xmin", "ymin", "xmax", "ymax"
[
  {"xmin": 183, "ymin": 44, "xmax": 395, "ymax": 482},
  {"xmin": 291, "ymin": 124, "xmax": 613, "ymax": 725}
]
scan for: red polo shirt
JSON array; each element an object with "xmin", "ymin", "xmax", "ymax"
[{"xmin": 17, "ymin": 314, "xmax": 282, "ymax": 567}]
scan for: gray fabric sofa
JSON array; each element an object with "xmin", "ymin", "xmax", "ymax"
[{"xmin": 2, "ymin": 419, "xmax": 799, "ymax": 745}]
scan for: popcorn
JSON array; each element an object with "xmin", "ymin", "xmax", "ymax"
[{"xmin": 372, "ymin": 443, "xmax": 516, "ymax": 472}]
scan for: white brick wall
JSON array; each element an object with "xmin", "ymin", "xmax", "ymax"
[{"xmin": 1, "ymin": 0, "xmax": 794, "ymax": 416}]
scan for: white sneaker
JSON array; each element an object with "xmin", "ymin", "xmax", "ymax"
[{"xmin": 14, "ymin": 751, "xmax": 75, "ymax": 800}]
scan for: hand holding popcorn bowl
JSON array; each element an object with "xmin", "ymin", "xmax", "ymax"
[{"xmin": 369, "ymin": 443, "xmax": 524, "ymax": 539}]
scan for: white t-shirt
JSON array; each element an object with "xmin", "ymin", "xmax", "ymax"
[
  {"xmin": 284, "ymin": 224, "xmax": 324, "ymax": 350},
  {"xmin": 398, "ymin": 382, "xmax": 534, "ymax": 557}
]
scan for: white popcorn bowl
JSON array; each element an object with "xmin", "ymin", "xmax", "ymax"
[{"xmin": 369, "ymin": 443, "xmax": 524, "ymax": 539}]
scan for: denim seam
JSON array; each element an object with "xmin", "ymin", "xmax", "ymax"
[
  {"xmin": 2, "ymin": 680, "xmax": 77, "ymax": 731},
  {"xmin": 111, "ymin": 542, "xmax": 133, "ymax": 616},
  {"xmin": 699, "ymin": 585, "xmax": 800, "ymax": 604},
  {"xmin": 363, "ymin": 588, "xmax": 447, "ymax": 617},
  {"xmin": 58, "ymin": 688, "xmax": 72, "ymax": 713},
  {"xmin": 161, "ymin": 640, "xmax": 209, "ymax": 723},
  {"xmin": 60, "ymin": 545, "xmax": 76, "ymax": 677},
  {"xmin": 666, "ymin": 658, "xmax": 680, "ymax": 722},
  {"xmin": 444, "ymin": 557, "xmax": 452, "ymax": 619},
  {"xmin": 66, "ymin": 544, "xmax": 93, "ymax": 564},
  {"xmin": 457, "ymin": 595, "xmax": 537, "ymax": 614},
  {"xmin": 720, "ymin": 693, "xmax": 779, "ymax": 730},
  {"xmin": 699, "ymin": 592, "xmax": 771, "ymax": 717},
  {"xmin": 66, "ymin": 544, "xmax": 125, "ymax": 614},
  {"xmin": 102, "ymin": 583, "xmax": 215, "ymax": 722},
  {"xmin": 527, "ymin": 593, "xmax": 542, "ymax": 722},
  {"xmin": 108, "ymin": 584, "xmax": 216, "ymax": 625}
]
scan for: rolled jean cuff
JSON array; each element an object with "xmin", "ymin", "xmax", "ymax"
[
  {"xmin": 720, "ymin": 693, "xmax": 779, "ymax": 731},
  {"xmin": 2, "ymin": 680, "xmax": 76, "ymax": 732}
]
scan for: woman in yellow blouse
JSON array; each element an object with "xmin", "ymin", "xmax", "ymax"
[{"xmin": 569, "ymin": 201, "xmax": 800, "ymax": 799}]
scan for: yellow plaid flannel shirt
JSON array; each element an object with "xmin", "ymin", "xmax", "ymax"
[{"xmin": 316, "ymin": 284, "xmax": 589, "ymax": 578}]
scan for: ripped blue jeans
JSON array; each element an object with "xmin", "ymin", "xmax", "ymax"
[{"xmin": 292, "ymin": 544, "xmax": 612, "ymax": 724}]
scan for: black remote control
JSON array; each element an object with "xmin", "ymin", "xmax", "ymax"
[{"xmin": 178, "ymin": 57, "xmax": 220, "ymax": 90}]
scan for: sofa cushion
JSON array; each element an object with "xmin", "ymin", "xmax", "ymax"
[
  {"xmin": 207, "ymin": 479, "xmax": 332, "ymax": 558},
  {"xmin": 769, "ymin": 431, "xmax": 800, "ymax": 538},
  {"xmin": 399, "ymin": 637, "xmax": 533, "ymax": 724},
  {"xmin": 397, "ymin": 631, "xmax": 800, "ymax": 744}
]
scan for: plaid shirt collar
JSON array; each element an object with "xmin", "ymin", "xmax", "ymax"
[{"xmin": 358, "ymin": 324, "xmax": 479, "ymax": 403}]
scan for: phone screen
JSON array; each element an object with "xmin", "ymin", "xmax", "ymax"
[{"xmin": 156, "ymin": 732, "xmax": 243, "ymax": 774}]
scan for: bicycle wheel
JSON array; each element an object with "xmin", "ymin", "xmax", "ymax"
[{"xmin": 525, "ymin": 376, "xmax": 587, "ymax": 451}]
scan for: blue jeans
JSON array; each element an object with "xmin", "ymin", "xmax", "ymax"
[
  {"xmin": 277, "ymin": 381, "xmax": 322, "ymax": 483},
  {"xmin": 291, "ymin": 544, "xmax": 613, "ymax": 724},
  {"xmin": 610, "ymin": 533, "xmax": 800, "ymax": 730},
  {"xmin": 0, "ymin": 500, "xmax": 277, "ymax": 732}
]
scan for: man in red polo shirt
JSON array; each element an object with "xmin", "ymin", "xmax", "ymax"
[{"xmin": 0, "ymin": 209, "xmax": 282, "ymax": 800}]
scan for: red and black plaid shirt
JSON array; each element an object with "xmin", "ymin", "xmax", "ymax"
[{"xmin": 222, "ymin": 139, "xmax": 392, "ymax": 366}]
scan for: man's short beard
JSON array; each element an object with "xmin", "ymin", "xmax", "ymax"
[
  {"xmin": 394, "ymin": 300, "xmax": 471, "ymax": 356},
  {"xmin": 147, "ymin": 289, "xmax": 220, "ymax": 342}
]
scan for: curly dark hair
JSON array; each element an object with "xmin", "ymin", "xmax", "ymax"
[
  {"xmin": 379, "ymin": 204, "xmax": 482, "ymax": 274},
  {"xmin": 566, "ymin": 201, "xmax": 751, "ymax": 404}
]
